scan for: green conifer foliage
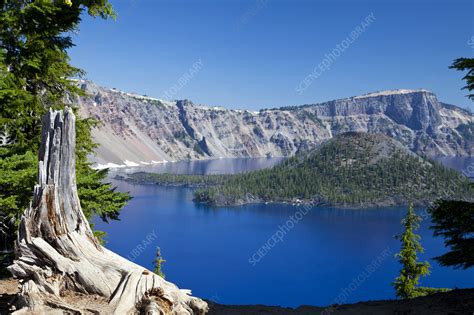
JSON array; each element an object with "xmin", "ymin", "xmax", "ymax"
[
  {"xmin": 0, "ymin": 1, "xmax": 130, "ymax": 258},
  {"xmin": 429, "ymin": 199, "xmax": 474, "ymax": 269},
  {"xmin": 425, "ymin": 59, "xmax": 474, "ymax": 270},
  {"xmin": 153, "ymin": 247, "xmax": 166, "ymax": 279},
  {"xmin": 450, "ymin": 58, "xmax": 474, "ymax": 100},
  {"xmin": 393, "ymin": 204, "xmax": 431, "ymax": 299}
]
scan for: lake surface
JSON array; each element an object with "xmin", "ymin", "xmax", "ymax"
[
  {"xmin": 95, "ymin": 157, "xmax": 474, "ymax": 307},
  {"xmin": 109, "ymin": 157, "xmax": 285, "ymax": 175}
]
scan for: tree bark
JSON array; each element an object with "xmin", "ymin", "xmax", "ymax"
[{"xmin": 8, "ymin": 108, "xmax": 208, "ymax": 314}]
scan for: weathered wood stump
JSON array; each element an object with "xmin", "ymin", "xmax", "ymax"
[{"xmin": 8, "ymin": 108, "xmax": 208, "ymax": 314}]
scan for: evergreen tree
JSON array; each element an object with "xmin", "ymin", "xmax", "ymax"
[
  {"xmin": 429, "ymin": 194, "xmax": 474, "ymax": 269},
  {"xmin": 153, "ymin": 247, "xmax": 166, "ymax": 279},
  {"xmin": 429, "ymin": 58, "xmax": 474, "ymax": 269},
  {"xmin": 0, "ymin": 0, "xmax": 130, "ymax": 261},
  {"xmin": 393, "ymin": 204, "xmax": 431, "ymax": 299},
  {"xmin": 450, "ymin": 58, "xmax": 474, "ymax": 100},
  {"xmin": 426, "ymin": 58, "xmax": 474, "ymax": 270}
]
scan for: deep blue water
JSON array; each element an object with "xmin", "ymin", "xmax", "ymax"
[{"xmin": 95, "ymin": 157, "xmax": 474, "ymax": 307}]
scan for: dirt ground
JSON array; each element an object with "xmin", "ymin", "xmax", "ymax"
[
  {"xmin": 0, "ymin": 277, "xmax": 18, "ymax": 314},
  {"xmin": 207, "ymin": 289, "xmax": 474, "ymax": 315},
  {"xmin": 1, "ymin": 277, "xmax": 473, "ymax": 314}
]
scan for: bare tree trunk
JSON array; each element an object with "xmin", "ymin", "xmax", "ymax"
[{"xmin": 8, "ymin": 108, "xmax": 208, "ymax": 314}]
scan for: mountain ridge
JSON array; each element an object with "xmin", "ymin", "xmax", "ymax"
[{"xmin": 75, "ymin": 81, "xmax": 473, "ymax": 168}]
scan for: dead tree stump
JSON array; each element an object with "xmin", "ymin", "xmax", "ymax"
[{"xmin": 8, "ymin": 108, "xmax": 208, "ymax": 314}]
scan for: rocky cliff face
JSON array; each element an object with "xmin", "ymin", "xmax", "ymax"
[{"xmin": 75, "ymin": 81, "xmax": 473, "ymax": 168}]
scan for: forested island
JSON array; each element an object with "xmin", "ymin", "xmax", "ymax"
[{"xmin": 119, "ymin": 133, "xmax": 473, "ymax": 209}]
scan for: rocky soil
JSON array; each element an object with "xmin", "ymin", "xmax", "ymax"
[
  {"xmin": 206, "ymin": 288, "xmax": 474, "ymax": 314},
  {"xmin": 2, "ymin": 278, "xmax": 472, "ymax": 314},
  {"xmin": 75, "ymin": 81, "xmax": 473, "ymax": 168}
]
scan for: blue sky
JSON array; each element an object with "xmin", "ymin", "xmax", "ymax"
[{"xmin": 70, "ymin": 0, "xmax": 474, "ymax": 110}]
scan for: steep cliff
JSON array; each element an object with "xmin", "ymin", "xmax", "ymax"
[{"xmin": 75, "ymin": 81, "xmax": 473, "ymax": 168}]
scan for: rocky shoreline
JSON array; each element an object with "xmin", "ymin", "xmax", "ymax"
[
  {"xmin": 1, "ymin": 277, "xmax": 473, "ymax": 314},
  {"xmin": 199, "ymin": 198, "xmax": 431, "ymax": 210}
]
